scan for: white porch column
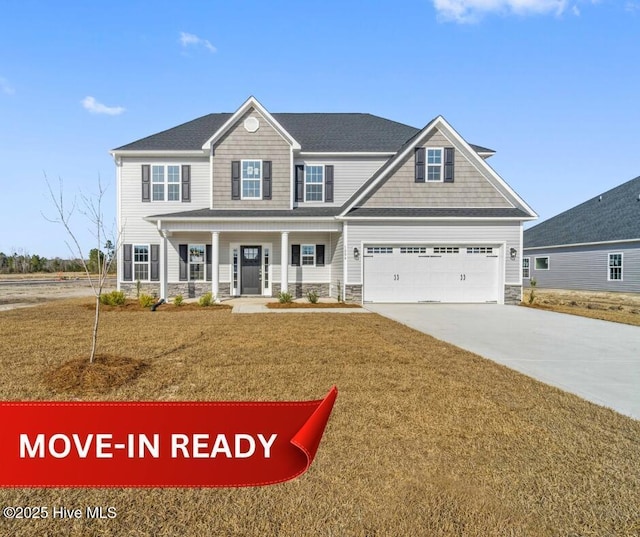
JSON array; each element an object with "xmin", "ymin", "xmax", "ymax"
[
  {"xmin": 280, "ymin": 231, "xmax": 289, "ymax": 294},
  {"xmin": 211, "ymin": 231, "xmax": 220, "ymax": 302},
  {"xmin": 159, "ymin": 230, "xmax": 169, "ymax": 300}
]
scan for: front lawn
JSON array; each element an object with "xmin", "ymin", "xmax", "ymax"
[{"xmin": 1, "ymin": 299, "xmax": 639, "ymax": 536}]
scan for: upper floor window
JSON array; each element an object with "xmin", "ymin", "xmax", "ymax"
[
  {"xmin": 608, "ymin": 253, "xmax": 623, "ymax": 281},
  {"xmin": 152, "ymin": 165, "xmax": 180, "ymax": 201},
  {"xmin": 427, "ymin": 148, "xmax": 443, "ymax": 182},
  {"xmin": 242, "ymin": 160, "xmax": 262, "ymax": 200},
  {"xmin": 305, "ymin": 166, "xmax": 324, "ymax": 202}
]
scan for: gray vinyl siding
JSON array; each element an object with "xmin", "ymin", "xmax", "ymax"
[
  {"xmin": 294, "ymin": 157, "xmax": 386, "ymax": 207},
  {"xmin": 331, "ymin": 232, "xmax": 344, "ymax": 299},
  {"xmin": 212, "ymin": 108, "xmax": 291, "ymax": 209},
  {"xmin": 345, "ymin": 220, "xmax": 522, "ymax": 284},
  {"xmin": 286, "ymin": 233, "xmax": 332, "ymax": 283},
  {"xmin": 118, "ymin": 156, "xmax": 209, "ymax": 280},
  {"xmin": 524, "ymin": 242, "xmax": 640, "ymax": 292},
  {"xmin": 363, "ymin": 130, "xmax": 513, "ymax": 208}
]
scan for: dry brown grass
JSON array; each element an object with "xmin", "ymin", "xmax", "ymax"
[
  {"xmin": 523, "ymin": 288, "xmax": 640, "ymax": 327},
  {"xmin": 1, "ymin": 298, "xmax": 639, "ymax": 536}
]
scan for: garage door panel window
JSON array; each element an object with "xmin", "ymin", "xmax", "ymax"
[
  {"xmin": 400, "ymin": 247, "xmax": 427, "ymax": 254},
  {"xmin": 535, "ymin": 257, "xmax": 549, "ymax": 270},
  {"xmin": 467, "ymin": 247, "xmax": 493, "ymax": 254},
  {"xmin": 366, "ymin": 247, "xmax": 393, "ymax": 254},
  {"xmin": 608, "ymin": 253, "xmax": 623, "ymax": 281},
  {"xmin": 433, "ymin": 247, "xmax": 459, "ymax": 254}
]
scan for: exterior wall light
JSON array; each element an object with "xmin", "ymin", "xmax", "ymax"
[
  {"xmin": 510, "ymin": 247, "xmax": 517, "ymax": 260},
  {"xmin": 353, "ymin": 247, "xmax": 360, "ymax": 260}
]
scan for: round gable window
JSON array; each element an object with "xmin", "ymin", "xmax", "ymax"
[{"xmin": 243, "ymin": 117, "xmax": 260, "ymax": 133}]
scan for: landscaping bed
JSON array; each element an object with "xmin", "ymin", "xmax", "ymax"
[
  {"xmin": 523, "ymin": 288, "xmax": 640, "ymax": 327},
  {"xmin": 266, "ymin": 301, "xmax": 361, "ymax": 309}
]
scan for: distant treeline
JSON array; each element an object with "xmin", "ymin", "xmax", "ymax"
[{"xmin": 0, "ymin": 249, "xmax": 116, "ymax": 275}]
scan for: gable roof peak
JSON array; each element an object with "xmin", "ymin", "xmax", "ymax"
[{"xmin": 200, "ymin": 96, "xmax": 301, "ymax": 151}]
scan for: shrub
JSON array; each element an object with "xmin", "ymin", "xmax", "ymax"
[
  {"xmin": 307, "ymin": 290, "xmax": 319, "ymax": 304},
  {"xmin": 278, "ymin": 291, "xmax": 293, "ymax": 304},
  {"xmin": 139, "ymin": 293, "xmax": 155, "ymax": 308},
  {"xmin": 198, "ymin": 292, "xmax": 214, "ymax": 307},
  {"xmin": 99, "ymin": 290, "xmax": 126, "ymax": 306},
  {"xmin": 173, "ymin": 294, "xmax": 184, "ymax": 307},
  {"xmin": 528, "ymin": 278, "xmax": 537, "ymax": 304}
]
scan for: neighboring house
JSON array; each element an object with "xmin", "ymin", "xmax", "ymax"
[
  {"xmin": 523, "ymin": 175, "xmax": 640, "ymax": 292},
  {"xmin": 110, "ymin": 96, "xmax": 536, "ymax": 304}
]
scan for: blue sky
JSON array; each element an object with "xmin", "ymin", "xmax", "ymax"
[{"xmin": 1, "ymin": 0, "xmax": 638, "ymax": 258}]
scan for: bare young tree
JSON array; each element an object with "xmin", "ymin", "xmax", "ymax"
[{"xmin": 44, "ymin": 175, "xmax": 121, "ymax": 364}]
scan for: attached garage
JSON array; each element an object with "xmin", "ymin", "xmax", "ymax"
[{"xmin": 362, "ymin": 245, "xmax": 501, "ymax": 303}]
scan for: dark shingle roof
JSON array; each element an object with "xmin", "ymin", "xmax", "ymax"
[
  {"xmin": 345, "ymin": 208, "xmax": 532, "ymax": 218},
  {"xmin": 524, "ymin": 176, "xmax": 640, "ymax": 248},
  {"xmin": 148, "ymin": 207, "xmax": 343, "ymax": 219},
  {"xmin": 114, "ymin": 112, "xmax": 492, "ymax": 154}
]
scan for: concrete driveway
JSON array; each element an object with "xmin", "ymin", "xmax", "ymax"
[{"xmin": 365, "ymin": 304, "xmax": 640, "ymax": 420}]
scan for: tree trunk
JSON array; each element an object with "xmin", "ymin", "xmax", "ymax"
[{"xmin": 90, "ymin": 295, "xmax": 100, "ymax": 364}]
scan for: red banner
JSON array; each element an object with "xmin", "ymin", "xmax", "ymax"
[{"xmin": 0, "ymin": 387, "xmax": 337, "ymax": 488}]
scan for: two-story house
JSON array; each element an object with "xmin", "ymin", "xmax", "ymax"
[{"xmin": 111, "ymin": 96, "xmax": 536, "ymax": 304}]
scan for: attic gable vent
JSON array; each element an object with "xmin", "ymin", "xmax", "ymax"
[{"xmin": 244, "ymin": 117, "xmax": 260, "ymax": 133}]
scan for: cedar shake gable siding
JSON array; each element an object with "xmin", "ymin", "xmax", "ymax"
[
  {"xmin": 362, "ymin": 130, "xmax": 512, "ymax": 209},
  {"xmin": 212, "ymin": 108, "xmax": 291, "ymax": 209}
]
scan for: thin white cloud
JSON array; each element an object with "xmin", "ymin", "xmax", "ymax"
[
  {"xmin": 433, "ymin": 0, "xmax": 573, "ymax": 22},
  {"xmin": 625, "ymin": 1, "xmax": 640, "ymax": 12},
  {"xmin": 0, "ymin": 76, "xmax": 15, "ymax": 95},
  {"xmin": 179, "ymin": 32, "xmax": 217, "ymax": 53},
  {"xmin": 81, "ymin": 96, "xmax": 125, "ymax": 116}
]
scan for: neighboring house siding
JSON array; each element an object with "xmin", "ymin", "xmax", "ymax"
[
  {"xmin": 294, "ymin": 156, "xmax": 386, "ymax": 207},
  {"xmin": 118, "ymin": 156, "xmax": 210, "ymax": 264},
  {"xmin": 362, "ymin": 130, "xmax": 512, "ymax": 208},
  {"xmin": 212, "ymin": 108, "xmax": 290, "ymax": 209},
  {"xmin": 524, "ymin": 242, "xmax": 640, "ymax": 292},
  {"xmin": 345, "ymin": 221, "xmax": 522, "ymax": 284}
]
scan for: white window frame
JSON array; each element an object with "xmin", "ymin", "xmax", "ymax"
[
  {"xmin": 522, "ymin": 257, "xmax": 530, "ymax": 279},
  {"xmin": 151, "ymin": 164, "xmax": 181, "ymax": 202},
  {"xmin": 301, "ymin": 244, "xmax": 315, "ymax": 266},
  {"xmin": 535, "ymin": 256, "xmax": 550, "ymax": 270},
  {"xmin": 608, "ymin": 252, "xmax": 623, "ymax": 281},
  {"xmin": 304, "ymin": 165, "xmax": 324, "ymax": 202},
  {"xmin": 133, "ymin": 244, "xmax": 150, "ymax": 281},
  {"xmin": 426, "ymin": 148, "xmax": 444, "ymax": 182},
  {"xmin": 241, "ymin": 159, "xmax": 262, "ymax": 200},
  {"xmin": 188, "ymin": 244, "xmax": 206, "ymax": 281}
]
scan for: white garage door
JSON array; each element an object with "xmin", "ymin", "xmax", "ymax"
[{"xmin": 363, "ymin": 245, "xmax": 500, "ymax": 303}]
